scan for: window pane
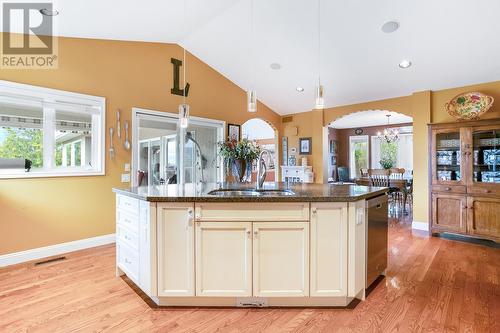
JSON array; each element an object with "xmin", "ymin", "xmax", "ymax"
[
  {"xmin": 0, "ymin": 104, "xmax": 44, "ymax": 168},
  {"xmin": 55, "ymin": 110, "xmax": 92, "ymax": 168}
]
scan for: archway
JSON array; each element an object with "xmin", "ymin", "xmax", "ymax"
[
  {"xmin": 327, "ymin": 110, "xmax": 413, "ymax": 180},
  {"xmin": 328, "ymin": 110, "xmax": 413, "ymax": 183},
  {"xmin": 241, "ymin": 118, "xmax": 279, "ymax": 182}
]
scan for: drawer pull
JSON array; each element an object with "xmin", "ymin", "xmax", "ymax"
[
  {"xmin": 445, "ymin": 187, "xmax": 451, "ymax": 191},
  {"xmin": 485, "ymin": 189, "xmax": 492, "ymax": 193}
]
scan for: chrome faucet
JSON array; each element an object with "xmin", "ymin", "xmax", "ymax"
[{"xmin": 256, "ymin": 149, "xmax": 271, "ymax": 190}]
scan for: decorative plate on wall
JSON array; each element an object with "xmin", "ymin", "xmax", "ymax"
[{"xmin": 446, "ymin": 92, "xmax": 494, "ymax": 120}]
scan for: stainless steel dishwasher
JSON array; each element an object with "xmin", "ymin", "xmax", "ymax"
[{"xmin": 366, "ymin": 194, "xmax": 388, "ymax": 287}]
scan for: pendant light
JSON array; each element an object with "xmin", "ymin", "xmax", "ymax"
[
  {"xmin": 314, "ymin": 0, "xmax": 325, "ymax": 109},
  {"xmin": 179, "ymin": 0, "xmax": 190, "ymax": 128},
  {"xmin": 247, "ymin": 0, "xmax": 257, "ymax": 113}
]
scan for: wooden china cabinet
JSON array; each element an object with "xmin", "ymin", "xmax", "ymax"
[{"xmin": 429, "ymin": 118, "xmax": 500, "ymax": 242}]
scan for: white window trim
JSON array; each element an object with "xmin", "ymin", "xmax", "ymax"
[{"xmin": 0, "ymin": 80, "xmax": 105, "ymax": 179}]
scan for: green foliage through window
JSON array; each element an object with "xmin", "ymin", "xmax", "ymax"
[
  {"xmin": 0, "ymin": 128, "xmax": 43, "ymax": 167},
  {"xmin": 379, "ymin": 141, "xmax": 397, "ymax": 169}
]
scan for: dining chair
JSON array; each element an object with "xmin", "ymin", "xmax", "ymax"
[
  {"xmin": 389, "ymin": 168, "xmax": 406, "ymax": 204},
  {"xmin": 389, "ymin": 168, "xmax": 405, "ymax": 179},
  {"xmin": 337, "ymin": 167, "xmax": 350, "ymax": 182},
  {"xmin": 360, "ymin": 168, "xmax": 369, "ymax": 177},
  {"xmin": 368, "ymin": 169, "xmax": 391, "ymax": 187}
]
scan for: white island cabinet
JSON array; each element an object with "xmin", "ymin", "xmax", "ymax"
[{"xmin": 115, "ymin": 194, "xmax": 372, "ymax": 307}]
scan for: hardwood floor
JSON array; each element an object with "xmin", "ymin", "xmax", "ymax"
[{"xmin": 1, "ymin": 215, "xmax": 498, "ymax": 333}]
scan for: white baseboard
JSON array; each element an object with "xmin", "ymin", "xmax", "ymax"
[
  {"xmin": 412, "ymin": 221, "xmax": 429, "ymax": 231},
  {"xmin": 0, "ymin": 234, "xmax": 116, "ymax": 268}
]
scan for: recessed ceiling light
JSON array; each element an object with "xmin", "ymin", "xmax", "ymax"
[
  {"xmin": 398, "ymin": 60, "xmax": 412, "ymax": 69},
  {"xmin": 296, "ymin": 87, "xmax": 304, "ymax": 92},
  {"xmin": 270, "ymin": 63, "xmax": 281, "ymax": 70},
  {"xmin": 381, "ymin": 21, "xmax": 399, "ymax": 33},
  {"xmin": 40, "ymin": 8, "xmax": 59, "ymax": 16}
]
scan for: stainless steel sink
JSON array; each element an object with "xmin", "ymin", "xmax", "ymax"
[
  {"xmin": 256, "ymin": 189, "xmax": 295, "ymax": 196},
  {"xmin": 208, "ymin": 189, "xmax": 295, "ymax": 196},
  {"xmin": 208, "ymin": 189, "xmax": 261, "ymax": 196}
]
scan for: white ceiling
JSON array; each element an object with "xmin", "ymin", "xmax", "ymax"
[
  {"xmin": 6, "ymin": 0, "xmax": 500, "ymax": 115},
  {"xmin": 329, "ymin": 110, "xmax": 413, "ymax": 129}
]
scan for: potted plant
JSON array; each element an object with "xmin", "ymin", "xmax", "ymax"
[
  {"xmin": 218, "ymin": 138, "xmax": 261, "ymax": 182},
  {"xmin": 379, "ymin": 157, "xmax": 395, "ymax": 169}
]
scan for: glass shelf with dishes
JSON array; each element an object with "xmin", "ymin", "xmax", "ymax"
[
  {"xmin": 434, "ymin": 132, "xmax": 462, "ymax": 182},
  {"xmin": 471, "ymin": 129, "xmax": 499, "ymax": 183}
]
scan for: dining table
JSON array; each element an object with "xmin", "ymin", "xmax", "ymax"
[{"xmin": 355, "ymin": 176, "xmax": 412, "ymax": 215}]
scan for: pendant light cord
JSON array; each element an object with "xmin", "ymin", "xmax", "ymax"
[
  {"xmin": 183, "ymin": 0, "xmax": 187, "ymax": 104},
  {"xmin": 317, "ymin": 0, "xmax": 321, "ymax": 85},
  {"xmin": 251, "ymin": 0, "xmax": 255, "ymax": 88}
]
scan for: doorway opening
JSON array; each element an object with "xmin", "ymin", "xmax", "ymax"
[
  {"xmin": 327, "ymin": 110, "xmax": 414, "ymax": 215},
  {"xmin": 131, "ymin": 108, "xmax": 224, "ymax": 186},
  {"xmin": 241, "ymin": 118, "xmax": 278, "ymax": 182}
]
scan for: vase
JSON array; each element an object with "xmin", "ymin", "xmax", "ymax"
[{"xmin": 232, "ymin": 159, "xmax": 247, "ymax": 182}]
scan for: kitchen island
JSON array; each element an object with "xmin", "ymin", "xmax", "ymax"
[{"xmin": 113, "ymin": 182, "xmax": 388, "ymax": 307}]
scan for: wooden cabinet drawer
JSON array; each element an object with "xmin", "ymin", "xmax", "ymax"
[
  {"xmin": 116, "ymin": 195, "xmax": 139, "ymax": 215},
  {"xmin": 468, "ymin": 186, "xmax": 500, "ymax": 197},
  {"xmin": 432, "ymin": 185, "xmax": 466, "ymax": 194},
  {"xmin": 195, "ymin": 202, "xmax": 310, "ymax": 222},
  {"xmin": 117, "ymin": 242, "xmax": 139, "ymax": 283},
  {"xmin": 117, "ymin": 209, "xmax": 139, "ymax": 233},
  {"xmin": 116, "ymin": 224, "xmax": 139, "ymax": 251}
]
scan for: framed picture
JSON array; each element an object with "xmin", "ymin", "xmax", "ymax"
[
  {"xmin": 299, "ymin": 137, "xmax": 312, "ymax": 155},
  {"xmin": 227, "ymin": 123, "xmax": 240, "ymax": 141},
  {"xmin": 329, "ymin": 140, "xmax": 338, "ymax": 154}
]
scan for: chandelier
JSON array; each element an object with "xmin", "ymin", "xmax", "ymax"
[{"xmin": 377, "ymin": 114, "xmax": 399, "ymax": 143}]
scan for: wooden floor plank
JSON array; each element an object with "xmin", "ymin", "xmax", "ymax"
[{"xmin": 0, "ymin": 213, "xmax": 498, "ymax": 333}]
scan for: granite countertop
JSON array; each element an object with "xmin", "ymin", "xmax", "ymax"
[{"xmin": 112, "ymin": 182, "xmax": 388, "ymax": 203}]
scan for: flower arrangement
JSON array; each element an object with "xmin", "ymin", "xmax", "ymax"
[
  {"xmin": 218, "ymin": 138, "xmax": 261, "ymax": 181},
  {"xmin": 379, "ymin": 157, "xmax": 395, "ymax": 169}
]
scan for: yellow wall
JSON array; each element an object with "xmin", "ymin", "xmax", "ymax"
[
  {"xmin": 431, "ymin": 81, "xmax": 500, "ymax": 123},
  {"xmin": 0, "ymin": 36, "xmax": 281, "ymax": 255},
  {"xmin": 281, "ymin": 81, "xmax": 500, "ymax": 224}
]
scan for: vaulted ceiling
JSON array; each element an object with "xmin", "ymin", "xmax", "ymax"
[{"xmin": 6, "ymin": 0, "xmax": 500, "ymax": 115}]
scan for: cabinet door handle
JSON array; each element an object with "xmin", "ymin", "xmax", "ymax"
[
  {"xmin": 254, "ymin": 230, "xmax": 258, "ymax": 238},
  {"xmin": 246, "ymin": 230, "xmax": 251, "ymax": 238},
  {"xmin": 125, "ymin": 258, "xmax": 131, "ymax": 264},
  {"xmin": 311, "ymin": 208, "xmax": 317, "ymax": 215}
]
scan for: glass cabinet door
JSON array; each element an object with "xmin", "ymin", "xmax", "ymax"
[
  {"xmin": 434, "ymin": 130, "xmax": 462, "ymax": 184},
  {"xmin": 471, "ymin": 127, "xmax": 499, "ymax": 184}
]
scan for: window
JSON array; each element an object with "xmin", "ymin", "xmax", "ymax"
[
  {"xmin": 371, "ymin": 133, "xmax": 413, "ymax": 175},
  {"xmin": 0, "ymin": 80, "xmax": 105, "ymax": 178},
  {"xmin": 349, "ymin": 135, "xmax": 369, "ymax": 179}
]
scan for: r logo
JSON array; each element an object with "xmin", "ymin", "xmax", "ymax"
[{"xmin": 2, "ymin": 3, "xmax": 54, "ymax": 55}]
